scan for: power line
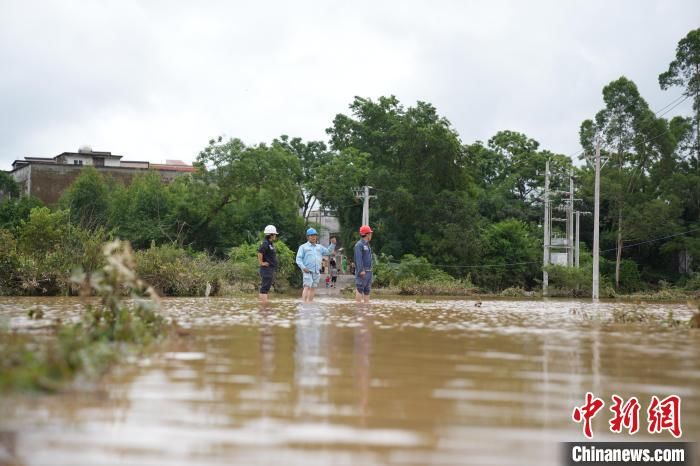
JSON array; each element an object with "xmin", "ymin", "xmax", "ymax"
[
  {"xmin": 379, "ymin": 257, "xmax": 541, "ymax": 270},
  {"xmin": 654, "ymin": 94, "xmax": 689, "ymax": 116},
  {"xmin": 376, "ymin": 226, "xmax": 700, "ymax": 271},
  {"xmin": 601, "ymin": 226, "xmax": 700, "ymax": 253},
  {"xmin": 574, "ymin": 93, "xmax": 689, "ymax": 163}
]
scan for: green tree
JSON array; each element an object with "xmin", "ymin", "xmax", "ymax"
[
  {"xmin": 192, "ymin": 137, "xmax": 304, "ymax": 253},
  {"xmin": 108, "ymin": 172, "xmax": 173, "ymax": 249},
  {"xmin": 659, "ymin": 28, "xmax": 700, "ymax": 166},
  {"xmin": 272, "ymin": 135, "xmax": 333, "ymax": 221},
  {"xmin": 580, "ymin": 77, "xmax": 671, "ymax": 288},
  {"xmin": 0, "ymin": 196, "xmax": 43, "ymax": 232},
  {"xmin": 308, "ymin": 147, "xmax": 369, "ymax": 247},
  {"xmin": 465, "ymin": 131, "xmax": 572, "ymax": 224},
  {"xmin": 0, "ymin": 172, "xmax": 20, "ymax": 199},
  {"xmin": 17, "ymin": 207, "xmax": 69, "ymax": 257},
  {"xmin": 476, "ymin": 219, "xmax": 541, "ymax": 290},
  {"xmin": 325, "ymin": 96, "xmax": 482, "ymax": 270},
  {"xmin": 59, "ymin": 167, "xmax": 110, "ymax": 231}
]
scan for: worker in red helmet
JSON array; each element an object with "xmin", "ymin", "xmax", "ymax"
[{"xmin": 354, "ymin": 225, "xmax": 374, "ymax": 303}]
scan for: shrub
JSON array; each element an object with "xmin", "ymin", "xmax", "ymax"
[
  {"xmin": 227, "ymin": 240, "xmax": 296, "ymax": 291},
  {"xmin": 1, "ymin": 240, "xmax": 168, "ymax": 392},
  {"xmin": 135, "ymin": 243, "xmax": 220, "ymax": 296},
  {"xmin": 0, "ymin": 195, "xmax": 43, "ymax": 231},
  {"xmin": 397, "ymin": 277, "xmax": 476, "ymax": 296},
  {"xmin": 612, "ymin": 307, "xmax": 655, "ymax": 324},
  {"xmin": 0, "ymin": 229, "xmax": 20, "ymax": 294},
  {"xmin": 5, "ymin": 208, "xmax": 111, "ymax": 295},
  {"xmin": 685, "ymin": 273, "xmax": 700, "ymax": 291},
  {"xmin": 474, "ymin": 220, "xmax": 541, "ymax": 291},
  {"xmin": 500, "ymin": 286, "xmax": 528, "ymax": 297},
  {"xmin": 544, "ymin": 264, "xmax": 617, "ymax": 298},
  {"xmin": 375, "ymin": 254, "xmax": 454, "ymax": 287},
  {"xmin": 545, "ymin": 264, "xmax": 592, "ymax": 297},
  {"xmin": 601, "ymin": 258, "xmax": 643, "ymax": 293}
]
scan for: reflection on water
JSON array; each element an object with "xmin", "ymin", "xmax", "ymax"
[{"xmin": 1, "ymin": 297, "xmax": 699, "ymax": 465}]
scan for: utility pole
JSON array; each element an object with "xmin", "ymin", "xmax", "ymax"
[
  {"xmin": 354, "ymin": 186, "xmax": 376, "ymax": 226},
  {"xmin": 592, "ymin": 140, "xmax": 601, "ymax": 300},
  {"xmin": 543, "ymin": 161, "xmax": 550, "ymax": 296},
  {"xmin": 575, "ymin": 211, "xmax": 581, "ymax": 268},
  {"xmin": 568, "ymin": 169, "xmax": 575, "ymax": 267}
]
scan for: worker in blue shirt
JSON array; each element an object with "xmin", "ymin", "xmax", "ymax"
[
  {"xmin": 354, "ymin": 225, "xmax": 373, "ymax": 303},
  {"xmin": 296, "ymin": 228, "xmax": 336, "ymax": 303}
]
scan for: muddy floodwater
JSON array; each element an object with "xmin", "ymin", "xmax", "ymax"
[{"xmin": 1, "ymin": 296, "xmax": 699, "ymax": 466}]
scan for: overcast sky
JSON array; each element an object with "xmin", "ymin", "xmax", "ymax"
[{"xmin": 1, "ymin": 1, "xmax": 697, "ymax": 170}]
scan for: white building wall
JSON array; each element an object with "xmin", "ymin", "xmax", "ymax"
[
  {"xmin": 63, "ymin": 155, "xmax": 93, "ymax": 166},
  {"xmin": 10, "ymin": 165, "xmax": 31, "ymax": 195},
  {"xmin": 307, "ymin": 210, "xmax": 340, "ymax": 244}
]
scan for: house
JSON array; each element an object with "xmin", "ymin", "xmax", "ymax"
[{"xmin": 7, "ymin": 146, "xmax": 196, "ymax": 204}]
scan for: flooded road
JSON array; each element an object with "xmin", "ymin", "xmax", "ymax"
[{"xmin": 1, "ymin": 297, "xmax": 699, "ymax": 465}]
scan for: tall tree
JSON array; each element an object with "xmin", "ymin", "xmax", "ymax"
[
  {"xmin": 659, "ymin": 28, "xmax": 700, "ymax": 166},
  {"xmin": 59, "ymin": 167, "xmax": 110, "ymax": 231},
  {"xmin": 325, "ymin": 96, "xmax": 482, "ymax": 270},
  {"xmin": 272, "ymin": 135, "xmax": 333, "ymax": 221},
  {"xmin": 193, "ymin": 137, "xmax": 303, "ymax": 252},
  {"xmin": 465, "ymin": 131, "xmax": 572, "ymax": 224},
  {"xmin": 580, "ymin": 77, "xmax": 672, "ymax": 288},
  {"xmin": 108, "ymin": 172, "xmax": 173, "ymax": 249}
]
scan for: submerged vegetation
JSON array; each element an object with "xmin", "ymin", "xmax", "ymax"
[{"xmin": 0, "ymin": 240, "xmax": 170, "ymax": 392}]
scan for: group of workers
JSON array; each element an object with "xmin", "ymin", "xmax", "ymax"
[{"xmin": 257, "ymin": 225, "xmax": 374, "ymax": 304}]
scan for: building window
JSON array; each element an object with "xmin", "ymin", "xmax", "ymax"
[{"xmin": 94, "ymin": 157, "xmax": 104, "ymax": 167}]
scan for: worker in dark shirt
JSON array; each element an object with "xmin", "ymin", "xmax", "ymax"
[
  {"xmin": 258, "ymin": 225, "xmax": 278, "ymax": 304},
  {"xmin": 354, "ymin": 225, "xmax": 373, "ymax": 303}
]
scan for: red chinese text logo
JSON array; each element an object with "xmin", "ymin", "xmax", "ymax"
[
  {"xmin": 572, "ymin": 392, "xmax": 605, "ymax": 439},
  {"xmin": 647, "ymin": 395, "xmax": 682, "ymax": 438},
  {"xmin": 572, "ymin": 393, "xmax": 682, "ymax": 439}
]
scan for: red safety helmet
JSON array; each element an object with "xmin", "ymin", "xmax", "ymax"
[{"xmin": 359, "ymin": 225, "xmax": 373, "ymax": 235}]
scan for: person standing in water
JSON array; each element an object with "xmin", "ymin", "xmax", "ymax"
[
  {"xmin": 257, "ymin": 225, "xmax": 278, "ymax": 304},
  {"xmin": 354, "ymin": 225, "xmax": 374, "ymax": 303},
  {"xmin": 296, "ymin": 228, "xmax": 336, "ymax": 303}
]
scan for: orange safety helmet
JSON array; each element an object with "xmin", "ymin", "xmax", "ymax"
[{"xmin": 359, "ymin": 225, "xmax": 373, "ymax": 235}]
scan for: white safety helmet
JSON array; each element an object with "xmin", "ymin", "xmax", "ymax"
[{"xmin": 264, "ymin": 225, "xmax": 278, "ymax": 235}]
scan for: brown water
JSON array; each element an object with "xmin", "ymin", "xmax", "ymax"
[{"xmin": 1, "ymin": 296, "xmax": 699, "ymax": 466}]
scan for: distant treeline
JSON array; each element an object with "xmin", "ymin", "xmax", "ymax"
[{"xmin": 1, "ymin": 28, "xmax": 698, "ymax": 296}]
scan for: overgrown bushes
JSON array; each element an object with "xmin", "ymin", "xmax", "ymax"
[
  {"xmin": 0, "ymin": 208, "xmax": 109, "ymax": 296},
  {"xmin": 0, "ymin": 204, "xmax": 300, "ymax": 297},
  {"xmin": 227, "ymin": 240, "xmax": 296, "ymax": 292},
  {"xmin": 135, "ymin": 243, "xmax": 222, "ymax": 296},
  {"xmin": 0, "ymin": 240, "xmax": 169, "ymax": 392},
  {"xmin": 374, "ymin": 254, "xmax": 477, "ymax": 295}
]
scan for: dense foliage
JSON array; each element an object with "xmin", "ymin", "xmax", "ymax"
[{"xmin": 1, "ymin": 28, "xmax": 699, "ymax": 295}]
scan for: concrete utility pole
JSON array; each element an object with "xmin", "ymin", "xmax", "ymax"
[
  {"xmin": 354, "ymin": 186, "xmax": 376, "ymax": 226},
  {"xmin": 574, "ymin": 210, "xmax": 591, "ymax": 269},
  {"xmin": 575, "ymin": 211, "xmax": 581, "ymax": 268},
  {"xmin": 568, "ymin": 169, "xmax": 575, "ymax": 267},
  {"xmin": 543, "ymin": 161, "xmax": 550, "ymax": 296},
  {"xmin": 592, "ymin": 140, "xmax": 601, "ymax": 300}
]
